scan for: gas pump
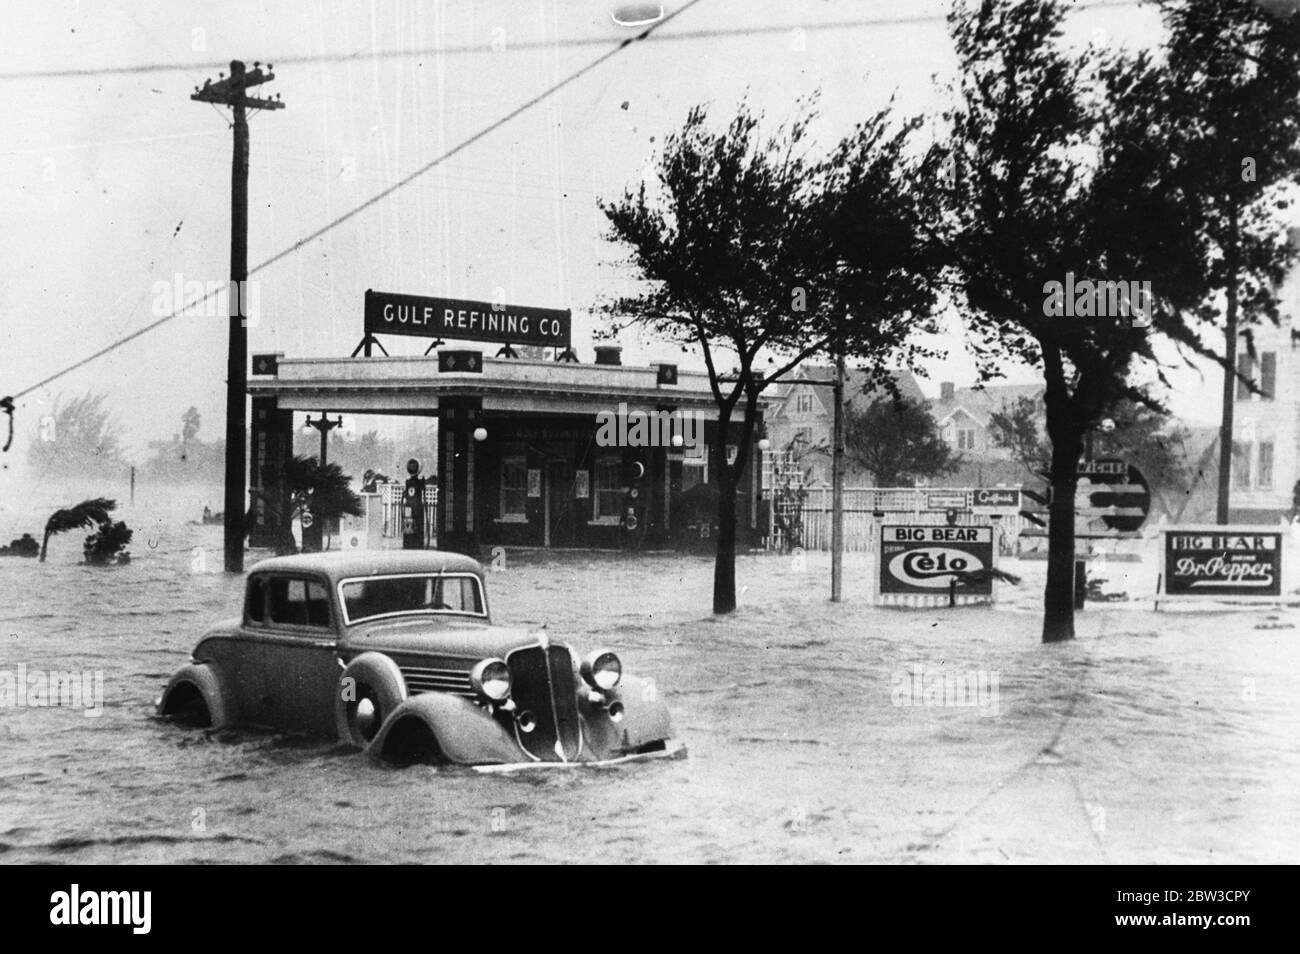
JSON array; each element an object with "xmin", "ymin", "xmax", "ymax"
[{"xmin": 402, "ymin": 458, "xmax": 427, "ymax": 549}]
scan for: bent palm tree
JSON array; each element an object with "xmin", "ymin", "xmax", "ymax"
[{"xmin": 41, "ymin": 498, "xmax": 115, "ymax": 562}]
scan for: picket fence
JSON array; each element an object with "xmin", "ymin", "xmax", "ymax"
[{"xmin": 767, "ymin": 487, "xmax": 1023, "ymax": 554}]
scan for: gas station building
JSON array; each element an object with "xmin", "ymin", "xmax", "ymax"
[{"xmin": 244, "ymin": 292, "xmax": 770, "ymax": 556}]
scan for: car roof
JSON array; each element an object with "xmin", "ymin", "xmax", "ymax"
[{"xmin": 247, "ymin": 550, "xmax": 485, "ymax": 584}]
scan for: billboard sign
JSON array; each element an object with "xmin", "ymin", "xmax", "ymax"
[
  {"xmin": 364, "ymin": 289, "xmax": 572, "ymax": 348},
  {"xmin": 1076, "ymin": 458, "xmax": 1150, "ymax": 534},
  {"xmin": 880, "ymin": 525, "xmax": 995, "ymax": 595},
  {"xmin": 972, "ymin": 488, "xmax": 1021, "ymax": 513},
  {"xmin": 1160, "ymin": 526, "xmax": 1284, "ymax": 601},
  {"xmin": 926, "ymin": 492, "xmax": 969, "ymax": 511}
]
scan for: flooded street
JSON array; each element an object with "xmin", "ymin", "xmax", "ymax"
[{"xmin": 2, "ymin": 505, "xmax": 1296, "ymax": 864}]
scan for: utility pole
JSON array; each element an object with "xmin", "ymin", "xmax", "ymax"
[
  {"xmin": 831, "ymin": 351, "xmax": 845, "ymax": 603},
  {"xmin": 192, "ymin": 61, "xmax": 284, "ymax": 573},
  {"xmin": 305, "ymin": 413, "xmax": 343, "ymax": 466},
  {"xmin": 1216, "ymin": 208, "xmax": 1241, "ymax": 526}
]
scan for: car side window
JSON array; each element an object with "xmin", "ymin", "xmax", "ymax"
[
  {"xmin": 245, "ymin": 576, "xmax": 267, "ymax": 624},
  {"xmin": 267, "ymin": 577, "xmax": 332, "ymax": 629}
]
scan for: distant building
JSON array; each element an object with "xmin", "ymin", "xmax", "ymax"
[
  {"xmin": 928, "ymin": 381, "xmax": 1045, "ymax": 487},
  {"xmin": 1228, "ymin": 234, "xmax": 1300, "ymax": 522},
  {"xmin": 765, "ymin": 365, "xmax": 926, "ymax": 486}
]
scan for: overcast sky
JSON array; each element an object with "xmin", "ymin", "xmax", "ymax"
[{"xmin": 4, "ymin": 0, "xmax": 1227, "ymax": 470}]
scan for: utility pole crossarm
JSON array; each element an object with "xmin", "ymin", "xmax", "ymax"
[{"xmin": 190, "ymin": 63, "xmax": 283, "ymax": 105}]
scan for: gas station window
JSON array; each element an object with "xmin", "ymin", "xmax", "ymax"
[
  {"xmin": 594, "ymin": 454, "xmax": 622, "ymax": 519},
  {"xmin": 501, "ymin": 452, "xmax": 527, "ymax": 518},
  {"xmin": 682, "ymin": 444, "xmax": 708, "ymax": 492}
]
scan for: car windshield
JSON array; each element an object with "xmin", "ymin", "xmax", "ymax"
[{"xmin": 340, "ymin": 574, "xmax": 484, "ymax": 623}]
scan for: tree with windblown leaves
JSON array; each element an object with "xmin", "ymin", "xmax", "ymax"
[
  {"xmin": 600, "ymin": 99, "xmax": 942, "ymax": 614},
  {"xmin": 932, "ymin": 0, "xmax": 1231, "ymax": 641}
]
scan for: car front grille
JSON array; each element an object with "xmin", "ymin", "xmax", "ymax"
[
  {"xmin": 397, "ymin": 664, "xmax": 475, "ymax": 698},
  {"xmin": 506, "ymin": 644, "xmax": 582, "ymax": 762}
]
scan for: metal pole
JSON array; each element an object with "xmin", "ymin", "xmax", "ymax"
[
  {"xmin": 319, "ymin": 419, "xmax": 328, "ymax": 466},
  {"xmin": 831, "ymin": 352, "xmax": 845, "ymax": 602}
]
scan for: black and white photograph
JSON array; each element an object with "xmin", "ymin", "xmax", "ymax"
[{"xmin": 0, "ymin": 0, "xmax": 1295, "ymax": 903}]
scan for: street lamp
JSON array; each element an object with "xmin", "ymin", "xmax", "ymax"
[
  {"xmin": 303, "ymin": 413, "xmax": 343, "ymax": 465},
  {"xmin": 473, "ymin": 427, "xmax": 488, "ymax": 442}
]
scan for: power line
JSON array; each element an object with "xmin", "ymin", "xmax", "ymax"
[
  {"xmin": 0, "ymin": 1, "xmax": 1144, "ymax": 83},
  {"xmin": 9, "ymin": 0, "xmax": 708, "ymax": 400}
]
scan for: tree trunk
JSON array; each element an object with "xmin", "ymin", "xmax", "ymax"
[
  {"xmin": 713, "ymin": 470, "xmax": 738, "ymax": 614},
  {"xmin": 1043, "ymin": 428, "xmax": 1083, "ymax": 643},
  {"xmin": 709, "ymin": 382, "xmax": 760, "ymax": 616},
  {"xmin": 39, "ymin": 529, "xmax": 50, "ymax": 562}
]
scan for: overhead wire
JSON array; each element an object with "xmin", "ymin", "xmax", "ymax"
[{"xmin": 8, "ymin": 0, "xmax": 710, "ymax": 401}]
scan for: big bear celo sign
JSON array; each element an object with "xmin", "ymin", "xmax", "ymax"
[{"xmin": 880, "ymin": 525, "xmax": 995, "ymax": 595}]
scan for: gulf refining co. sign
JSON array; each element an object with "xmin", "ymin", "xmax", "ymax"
[{"xmin": 364, "ymin": 289, "xmax": 572, "ymax": 348}]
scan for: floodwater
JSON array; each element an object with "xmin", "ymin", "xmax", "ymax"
[{"xmin": 1, "ymin": 502, "xmax": 1297, "ymax": 864}]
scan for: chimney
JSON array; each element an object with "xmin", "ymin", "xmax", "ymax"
[
  {"xmin": 940, "ymin": 381, "xmax": 955, "ymax": 401},
  {"xmin": 594, "ymin": 345, "xmax": 622, "ymax": 366}
]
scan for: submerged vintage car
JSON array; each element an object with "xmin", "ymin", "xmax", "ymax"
[{"xmin": 157, "ymin": 551, "xmax": 681, "ymax": 769}]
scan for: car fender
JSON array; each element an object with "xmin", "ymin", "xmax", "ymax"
[
  {"xmin": 367, "ymin": 693, "xmax": 520, "ymax": 766},
  {"xmin": 580, "ymin": 673, "xmax": 674, "ymax": 761},
  {"xmin": 157, "ymin": 662, "xmax": 235, "ymax": 729}
]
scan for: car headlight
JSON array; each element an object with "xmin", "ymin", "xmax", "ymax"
[
  {"xmin": 580, "ymin": 649, "xmax": 622, "ymax": 691},
  {"xmin": 471, "ymin": 658, "xmax": 512, "ymax": 702}
]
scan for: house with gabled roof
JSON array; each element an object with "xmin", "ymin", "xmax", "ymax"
[{"xmin": 765, "ymin": 364, "xmax": 927, "ymax": 486}]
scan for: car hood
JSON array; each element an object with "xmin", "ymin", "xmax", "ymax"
[{"xmin": 339, "ymin": 616, "xmax": 548, "ymax": 660}]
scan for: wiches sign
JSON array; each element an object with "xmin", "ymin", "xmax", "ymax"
[
  {"xmin": 880, "ymin": 525, "xmax": 995, "ymax": 595},
  {"xmin": 1159, "ymin": 526, "xmax": 1284, "ymax": 601}
]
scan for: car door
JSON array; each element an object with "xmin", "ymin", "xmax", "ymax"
[{"xmin": 259, "ymin": 574, "xmax": 342, "ymax": 736}]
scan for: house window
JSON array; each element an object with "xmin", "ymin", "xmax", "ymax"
[
  {"xmin": 796, "ymin": 392, "xmax": 814, "ymax": 414},
  {"xmin": 957, "ymin": 428, "xmax": 977, "ymax": 451},
  {"xmin": 500, "ymin": 450, "xmax": 527, "ymax": 518},
  {"xmin": 1233, "ymin": 442, "xmax": 1253, "ymax": 489},
  {"xmin": 1258, "ymin": 442, "xmax": 1274, "ymax": 489},
  {"xmin": 593, "ymin": 453, "xmax": 623, "ymax": 520},
  {"xmin": 1260, "ymin": 352, "xmax": 1276, "ymax": 400},
  {"xmin": 1237, "ymin": 353, "xmax": 1253, "ymax": 400}
]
